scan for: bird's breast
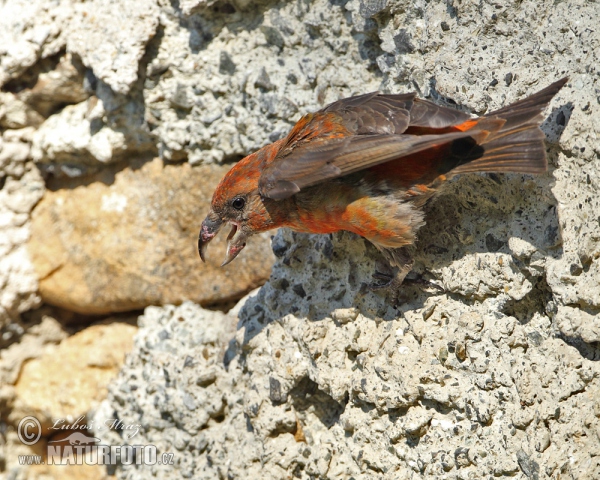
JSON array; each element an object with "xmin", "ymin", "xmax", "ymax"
[
  {"xmin": 287, "ymin": 182, "xmax": 358, "ymax": 234},
  {"xmin": 286, "ymin": 180, "xmax": 422, "ymax": 249}
]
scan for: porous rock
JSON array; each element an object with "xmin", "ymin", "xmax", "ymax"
[
  {"xmin": 99, "ymin": 225, "xmax": 600, "ymax": 477},
  {"xmin": 67, "ymin": 0, "xmax": 160, "ymax": 95},
  {"xmin": 0, "ymin": 0, "xmax": 68, "ymax": 87},
  {"xmin": 92, "ymin": 0, "xmax": 599, "ymax": 478},
  {"xmin": 0, "ymin": 0, "xmax": 158, "ymax": 96},
  {"xmin": 16, "ymin": 53, "xmax": 90, "ymax": 118},
  {"xmin": 1, "ymin": 0, "xmax": 600, "ymax": 478},
  {"xmin": 141, "ymin": 0, "xmax": 381, "ymax": 163},
  {"xmin": 0, "ymin": 129, "xmax": 44, "ymax": 329}
]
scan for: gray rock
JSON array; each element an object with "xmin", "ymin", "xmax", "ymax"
[
  {"xmin": 66, "ymin": 0, "xmax": 159, "ymax": 95},
  {"xmin": 143, "ymin": 0, "xmax": 381, "ymax": 164},
  {"xmin": 100, "ymin": 229, "xmax": 600, "ymax": 479},
  {"xmin": 0, "ymin": 130, "xmax": 44, "ymax": 328},
  {"xmin": 1, "ymin": 0, "xmax": 600, "ymax": 478},
  {"xmin": 0, "ymin": 0, "xmax": 159, "ymax": 93},
  {"xmin": 80, "ymin": 0, "xmax": 600, "ymax": 476},
  {"xmin": 0, "ymin": 0, "xmax": 68, "ymax": 87}
]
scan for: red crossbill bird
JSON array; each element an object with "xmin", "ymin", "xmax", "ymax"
[{"xmin": 199, "ymin": 78, "xmax": 567, "ymax": 294}]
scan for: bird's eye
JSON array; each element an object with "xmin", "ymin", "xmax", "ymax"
[{"xmin": 232, "ymin": 197, "xmax": 245, "ymax": 210}]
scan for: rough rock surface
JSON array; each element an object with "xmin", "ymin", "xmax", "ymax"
[
  {"xmin": 1, "ymin": 0, "xmax": 599, "ymax": 478},
  {"xmin": 0, "ymin": 129, "xmax": 44, "ymax": 329},
  {"xmin": 0, "ymin": 309, "xmax": 132, "ymax": 480},
  {"xmin": 91, "ymin": 0, "xmax": 598, "ymax": 478},
  {"xmin": 99, "ymin": 243, "xmax": 600, "ymax": 478},
  {"xmin": 0, "ymin": 313, "xmax": 67, "ymax": 387},
  {"xmin": 67, "ymin": 0, "xmax": 160, "ymax": 95},
  {"xmin": 0, "ymin": 0, "xmax": 68, "ymax": 87},
  {"xmin": 142, "ymin": 0, "xmax": 381, "ymax": 164},
  {"xmin": 0, "ymin": 0, "xmax": 158, "ymax": 95},
  {"xmin": 1, "ymin": 0, "xmax": 382, "ymax": 173},
  {"xmin": 27, "ymin": 157, "xmax": 275, "ymax": 314}
]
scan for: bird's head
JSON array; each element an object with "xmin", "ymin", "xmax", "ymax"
[{"xmin": 198, "ymin": 150, "xmax": 287, "ymax": 266}]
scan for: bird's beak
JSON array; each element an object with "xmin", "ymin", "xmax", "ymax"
[
  {"xmin": 198, "ymin": 211, "xmax": 223, "ymax": 262},
  {"xmin": 221, "ymin": 223, "xmax": 248, "ymax": 266},
  {"xmin": 198, "ymin": 211, "xmax": 248, "ymax": 266}
]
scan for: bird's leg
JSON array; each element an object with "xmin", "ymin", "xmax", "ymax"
[
  {"xmin": 367, "ymin": 256, "xmax": 411, "ymax": 288},
  {"xmin": 367, "ymin": 263, "xmax": 413, "ymax": 305},
  {"xmin": 360, "ymin": 247, "xmax": 413, "ymax": 304},
  {"xmin": 403, "ymin": 274, "xmax": 445, "ymax": 291},
  {"xmin": 363, "ymin": 246, "xmax": 443, "ymax": 305}
]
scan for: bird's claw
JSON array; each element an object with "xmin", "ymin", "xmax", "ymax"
[
  {"xmin": 367, "ymin": 271, "xmax": 396, "ymax": 290},
  {"xmin": 404, "ymin": 274, "xmax": 445, "ymax": 292},
  {"xmin": 359, "ymin": 270, "xmax": 405, "ymax": 306},
  {"xmin": 361, "ymin": 270, "xmax": 444, "ymax": 306}
]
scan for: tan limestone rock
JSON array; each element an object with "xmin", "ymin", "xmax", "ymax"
[
  {"xmin": 28, "ymin": 157, "xmax": 275, "ymax": 314},
  {"xmin": 12, "ymin": 322, "xmax": 136, "ymax": 428}
]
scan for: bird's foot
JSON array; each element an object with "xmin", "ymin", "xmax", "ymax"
[
  {"xmin": 403, "ymin": 273, "xmax": 445, "ymax": 293},
  {"xmin": 367, "ymin": 271, "xmax": 398, "ymax": 290},
  {"xmin": 367, "ymin": 271, "xmax": 405, "ymax": 306},
  {"xmin": 361, "ymin": 269, "xmax": 443, "ymax": 306},
  {"xmin": 360, "ymin": 261, "xmax": 410, "ymax": 305}
]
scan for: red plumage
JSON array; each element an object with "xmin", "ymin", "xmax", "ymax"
[{"xmin": 199, "ymin": 78, "xmax": 567, "ymax": 294}]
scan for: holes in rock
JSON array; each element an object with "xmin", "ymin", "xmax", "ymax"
[
  {"xmin": 581, "ymin": 255, "xmax": 593, "ymax": 274},
  {"xmin": 557, "ymin": 334, "xmax": 600, "ymax": 362},
  {"xmin": 502, "ymin": 276, "xmax": 552, "ymax": 325},
  {"xmin": 347, "ymin": 350, "xmax": 359, "ymax": 362},
  {"xmin": 289, "ymin": 377, "xmax": 347, "ymax": 429},
  {"xmin": 357, "ymin": 31, "xmax": 385, "ymax": 73},
  {"xmin": 212, "ymin": 2, "xmax": 236, "ymax": 14},
  {"xmin": 2, "ymin": 52, "xmax": 64, "ymax": 94},
  {"xmin": 485, "ymin": 233, "xmax": 505, "ymax": 252},
  {"xmin": 211, "ymin": 413, "xmax": 225, "ymax": 423},
  {"xmin": 3, "ymin": 51, "xmax": 91, "ymax": 118}
]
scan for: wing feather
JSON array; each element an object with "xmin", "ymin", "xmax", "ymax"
[
  {"xmin": 409, "ymin": 98, "xmax": 472, "ymax": 128},
  {"xmin": 257, "ymin": 79, "xmax": 566, "ymax": 200},
  {"xmin": 259, "ymin": 127, "xmax": 498, "ymax": 200},
  {"xmin": 324, "ymin": 92, "xmax": 415, "ymax": 135}
]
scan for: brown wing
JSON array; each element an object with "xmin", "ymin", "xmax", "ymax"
[
  {"xmin": 259, "ymin": 92, "xmax": 474, "ymax": 200},
  {"xmin": 323, "ymin": 92, "xmax": 415, "ymax": 135},
  {"xmin": 323, "ymin": 92, "xmax": 473, "ymax": 133},
  {"xmin": 259, "ymin": 79, "xmax": 567, "ymax": 200},
  {"xmin": 259, "ymin": 123, "xmax": 504, "ymax": 200},
  {"xmin": 409, "ymin": 98, "xmax": 473, "ymax": 128}
]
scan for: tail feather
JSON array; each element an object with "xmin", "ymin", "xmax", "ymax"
[
  {"xmin": 449, "ymin": 77, "xmax": 567, "ymax": 176},
  {"xmin": 486, "ymin": 78, "xmax": 568, "ymax": 130},
  {"xmin": 451, "ymin": 123, "xmax": 547, "ymax": 174}
]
